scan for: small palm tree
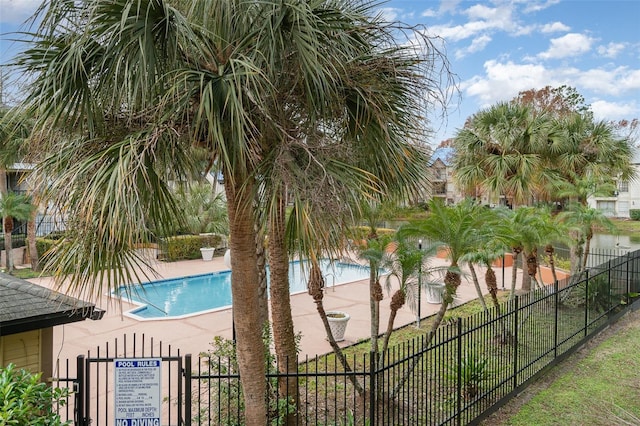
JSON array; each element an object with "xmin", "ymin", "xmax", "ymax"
[
  {"xmin": 174, "ymin": 183, "xmax": 228, "ymax": 237},
  {"xmin": 560, "ymin": 202, "xmax": 617, "ymax": 273},
  {"xmin": 379, "ymin": 236, "xmax": 424, "ymax": 357},
  {"xmin": 0, "ymin": 193, "xmax": 35, "ymax": 273}
]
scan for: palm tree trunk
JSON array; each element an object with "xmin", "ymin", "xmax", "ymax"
[
  {"xmin": 392, "ymin": 269, "xmax": 460, "ymax": 397},
  {"xmin": 380, "ymin": 289, "xmax": 405, "ymax": 357},
  {"xmin": 255, "ymin": 221, "xmax": 269, "ymax": 328},
  {"xmin": 484, "ymin": 266, "xmax": 501, "ymax": 313},
  {"xmin": 27, "ymin": 208, "xmax": 39, "ymax": 271},
  {"xmin": 583, "ymin": 229, "xmax": 593, "ymax": 270},
  {"xmin": 224, "ymin": 176, "xmax": 267, "ymax": 425},
  {"xmin": 468, "ymin": 263, "xmax": 488, "ymax": 311},
  {"xmin": 267, "ymin": 190, "xmax": 299, "ymax": 424},
  {"xmin": 524, "ymin": 248, "xmax": 539, "ymax": 291},
  {"xmin": 4, "ymin": 217, "xmax": 13, "ymax": 273},
  {"xmin": 510, "ymin": 248, "xmax": 521, "ymax": 301},
  {"xmin": 545, "ymin": 245, "xmax": 558, "ymax": 285},
  {"xmin": 307, "ymin": 261, "xmax": 364, "ymax": 396},
  {"xmin": 369, "ymin": 266, "xmax": 382, "ymax": 360}
]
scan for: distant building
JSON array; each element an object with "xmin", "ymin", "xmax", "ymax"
[
  {"xmin": 588, "ymin": 148, "xmax": 640, "ymax": 218},
  {"xmin": 429, "ymin": 147, "xmax": 463, "ymax": 205}
]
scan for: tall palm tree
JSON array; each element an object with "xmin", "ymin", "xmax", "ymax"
[
  {"xmin": 13, "ymin": 1, "xmax": 450, "ymax": 421},
  {"xmin": 550, "ymin": 113, "xmax": 635, "ymax": 187},
  {"xmin": 0, "ymin": 192, "xmax": 34, "ymax": 273},
  {"xmin": 453, "ymin": 103, "xmax": 553, "ymax": 206}
]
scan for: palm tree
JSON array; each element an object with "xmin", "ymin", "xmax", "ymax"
[
  {"xmin": 399, "ymin": 199, "xmax": 486, "ymax": 339},
  {"xmin": 498, "ymin": 206, "xmax": 551, "ymax": 296},
  {"xmin": 349, "ymin": 199, "xmax": 401, "ymax": 360},
  {"xmin": 379, "ymin": 236, "xmax": 423, "ymax": 357},
  {"xmin": 560, "ymin": 203, "xmax": 617, "ymax": 273},
  {"xmin": 174, "ymin": 183, "xmax": 228, "ymax": 236},
  {"xmin": 14, "ymin": 1, "xmax": 450, "ymax": 421},
  {"xmin": 453, "ymin": 103, "xmax": 552, "ymax": 206},
  {"xmin": 550, "ymin": 114, "xmax": 635, "ymax": 188},
  {"xmin": 0, "ymin": 109, "xmax": 35, "ymax": 271},
  {"xmin": 0, "ymin": 192, "xmax": 34, "ymax": 273},
  {"xmin": 392, "ymin": 199, "xmax": 487, "ymax": 396}
]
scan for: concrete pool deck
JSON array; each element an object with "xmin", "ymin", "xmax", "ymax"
[{"xmin": 27, "ymin": 253, "xmax": 523, "ymax": 362}]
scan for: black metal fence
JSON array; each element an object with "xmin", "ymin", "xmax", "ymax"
[{"xmin": 53, "ymin": 249, "xmax": 640, "ymax": 425}]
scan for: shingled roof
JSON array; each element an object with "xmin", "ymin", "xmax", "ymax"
[{"xmin": 0, "ymin": 273, "xmax": 104, "ymax": 336}]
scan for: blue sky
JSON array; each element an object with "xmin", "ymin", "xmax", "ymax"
[
  {"xmin": 1, "ymin": 0, "xmax": 639, "ymax": 145},
  {"xmin": 383, "ymin": 0, "xmax": 640, "ymax": 144}
]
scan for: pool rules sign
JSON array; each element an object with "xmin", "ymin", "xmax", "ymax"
[{"xmin": 114, "ymin": 358, "xmax": 162, "ymax": 426}]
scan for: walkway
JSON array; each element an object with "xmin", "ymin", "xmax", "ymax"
[{"xmin": 27, "ymin": 254, "xmax": 521, "ymax": 361}]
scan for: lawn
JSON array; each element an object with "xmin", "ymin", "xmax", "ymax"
[{"xmin": 483, "ymin": 308, "xmax": 640, "ymax": 425}]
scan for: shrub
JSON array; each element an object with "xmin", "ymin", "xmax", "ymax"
[
  {"xmin": 630, "ymin": 209, "xmax": 640, "ymax": 221},
  {"xmin": 161, "ymin": 235, "xmax": 203, "ymax": 261},
  {"xmin": 0, "ymin": 364, "xmax": 70, "ymax": 425},
  {"xmin": 36, "ymin": 238, "xmax": 59, "ymax": 261},
  {"xmin": 447, "ymin": 352, "xmax": 494, "ymax": 399}
]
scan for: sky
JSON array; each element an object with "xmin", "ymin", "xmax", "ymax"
[{"xmin": 1, "ymin": 0, "xmax": 639, "ymax": 145}]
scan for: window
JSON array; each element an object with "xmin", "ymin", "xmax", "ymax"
[
  {"xmin": 596, "ymin": 200, "xmax": 615, "ymax": 217},
  {"xmin": 618, "ymin": 181, "xmax": 629, "ymax": 193}
]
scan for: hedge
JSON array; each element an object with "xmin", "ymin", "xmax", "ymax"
[
  {"xmin": 160, "ymin": 234, "xmax": 225, "ymax": 261},
  {"xmin": 630, "ymin": 209, "xmax": 640, "ymax": 221}
]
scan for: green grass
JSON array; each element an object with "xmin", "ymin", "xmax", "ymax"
[
  {"xmin": 505, "ymin": 312, "xmax": 640, "ymax": 426},
  {"xmin": 610, "ymin": 217, "xmax": 640, "ymax": 234},
  {"xmin": 8, "ymin": 268, "xmax": 50, "ymax": 279}
]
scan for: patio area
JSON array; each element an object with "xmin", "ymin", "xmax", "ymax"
[{"xmin": 26, "ymin": 253, "xmax": 520, "ymax": 362}]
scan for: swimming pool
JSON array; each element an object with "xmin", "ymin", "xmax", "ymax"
[{"xmin": 115, "ymin": 259, "xmax": 371, "ymax": 320}]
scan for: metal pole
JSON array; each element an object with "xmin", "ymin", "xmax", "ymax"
[{"xmin": 417, "ymin": 240, "xmax": 422, "ymax": 328}]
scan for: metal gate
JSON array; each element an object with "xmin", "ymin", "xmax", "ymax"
[{"xmin": 54, "ymin": 334, "xmax": 185, "ymax": 426}]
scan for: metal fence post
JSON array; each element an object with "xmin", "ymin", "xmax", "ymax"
[
  {"xmin": 554, "ymin": 279, "xmax": 559, "ymax": 358},
  {"xmin": 456, "ymin": 319, "xmax": 463, "ymax": 426},
  {"xmin": 184, "ymin": 354, "xmax": 192, "ymax": 426},
  {"xmin": 584, "ymin": 269, "xmax": 590, "ymax": 337},
  {"xmin": 626, "ymin": 252, "xmax": 631, "ymax": 305},
  {"xmin": 75, "ymin": 355, "xmax": 85, "ymax": 426},
  {"xmin": 369, "ymin": 351, "xmax": 376, "ymax": 426},
  {"xmin": 512, "ymin": 296, "xmax": 519, "ymax": 391}
]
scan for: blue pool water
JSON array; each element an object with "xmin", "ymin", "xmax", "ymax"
[{"xmin": 116, "ymin": 259, "xmax": 370, "ymax": 320}]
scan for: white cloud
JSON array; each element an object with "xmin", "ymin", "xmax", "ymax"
[
  {"xmin": 426, "ymin": 3, "xmax": 531, "ymax": 42},
  {"xmin": 538, "ymin": 33, "xmax": 594, "ymax": 60},
  {"xmin": 578, "ymin": 67, "xmax": 640, "ymax": 96},
  {"xmin": 462, "ymin": 60, "xmax": 559, "ymax": 106},
  {"xmin": 439, "ymin": 0, "xmax": 462, "ymax": 15},
  {"xmin": 0, "ymin": 0, "xmax": 40, "ymax": 24},
  {"xmin": 461, "ymin": 60, "xmax": 640, "ymax": 121},
  {"xmin": 540, "ymin": 22, "xmax": 570, "ymax": 33},
  {"xmin": 421, "ymin": 8, "xmax": 437, "ymax": 18},
  {"xmin": 597, "ymin": 42, "xmax": 627, "ymax": 59},
  {"xmin": 591, "ymin": 99, "xmax": 639, "ymax": 122},
  {"xmin": 521, "ymin": 0, "xmax": 562, "ymax": 13},
  {"xmin": 455, "ymin": 34, "xmax": 491, "ymax": 59},
  {"xmin": 378, "ymin": 7, "xmax": 400, "ymax": 22}
]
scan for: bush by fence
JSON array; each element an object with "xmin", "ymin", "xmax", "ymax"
[
  {"xmin": 158, "ymin": 234, "xmax": 225, "ymax": 261},
  {"xmin": 630, "ymin": 209, "xmax": 640, "ymax": 220}
]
